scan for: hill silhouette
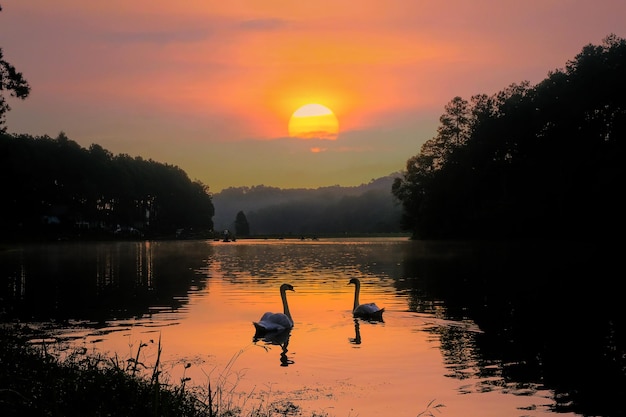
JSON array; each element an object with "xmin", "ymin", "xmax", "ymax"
[{"xmin": 212, "ymin": 175, "xmax": 404, "ymax": 236}]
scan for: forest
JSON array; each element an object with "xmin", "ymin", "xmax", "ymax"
[
  {"xmin": 393, "ymin": 34, "xmax": 625, "ymax": 240},
  {"xmin": 0, "ymin": 132, "xmax": 214, "ymax": 241}
]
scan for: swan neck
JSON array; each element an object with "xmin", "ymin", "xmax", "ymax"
[
  {"xmin": 353, "ymin": 282, "xmax": 361, "ymax": 311},
  {"xmin": 281, "ymin": 288, "xmax": 292, "ymax": 321}
]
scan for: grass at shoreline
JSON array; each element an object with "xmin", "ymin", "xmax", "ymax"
[
  {"xmin": 0, "ymin": 324, "xmax": 205, "ymax": 416},
  {"xmin": 0, "ymin": 324, "xmax": 444, "ymax": 417},
  {"xmin": 0, "ymin": 323, "xmax": 337, "ymax": 417}
]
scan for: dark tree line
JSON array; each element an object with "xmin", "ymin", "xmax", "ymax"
[
  {"xmin": 393, "ymin": 34, "xmax": 626, "ymax": 240},
  {"xmin": 0, "ymin": 132, "xmax": 214, "ymax": 240}
]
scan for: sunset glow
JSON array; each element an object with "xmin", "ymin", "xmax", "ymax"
[{"xmin": 1, "ymin": 1, "xmax": 624, "ymax": 191}]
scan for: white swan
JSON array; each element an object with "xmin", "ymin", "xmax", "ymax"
[
  {"xmin": 253, "ymin": 283, "xmax": 295, "ymax": 334},
  {"xmin": 348, "ymin": 278, "xmax": 384, "ymax": 321}
]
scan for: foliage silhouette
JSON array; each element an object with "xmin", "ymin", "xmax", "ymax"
[
  {"xmin": 0, "ymin": 132, "xmax": 214, "ymax": 241},
  {"xmin": 393, "ymin": 34, "xmax": 626, "ymax": 239},
  {"xmin": 0, "ymin": 5, "xmax": 31, "ymax": 132},
  {"xmin": 234, "ymin": 210, "xmax": 250, "ymax": 236}
]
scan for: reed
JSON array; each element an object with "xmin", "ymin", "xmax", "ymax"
[{"xmin": 0, "ymin": 323, "xmax": 441, "ymax": 417}]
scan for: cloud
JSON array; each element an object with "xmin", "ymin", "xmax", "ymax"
[
  {"xmin": 239, "ymin": 18, "xmax": 290, "ymax": 31},
  {"xmin": 102, "ymin": 28, "xmax": 213, "ymax": 45}
]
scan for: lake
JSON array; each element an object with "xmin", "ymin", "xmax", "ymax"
[{"xmin": 0, "ymin": 237, "xmax": 623, "ymax": 417}]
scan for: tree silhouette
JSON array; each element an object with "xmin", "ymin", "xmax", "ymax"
[
  {"xmin": 234, "ymin": 211, "xmax": 250, "ymax": 236},
  {"xmin": 393, "ymin": 34, "xmax": 626, "ymax": 240},
  {"xmin": 0, "ymin": 5, "xmax": 31, "ymax": 132},
  {"xmin": 0, "ymin": 132, "xmax": 214, "ymax": 240}
]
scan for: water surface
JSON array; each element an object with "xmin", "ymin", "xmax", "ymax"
[{"xmin": 1, "ymin": 237, "xmax": 622, "ymax": 417}]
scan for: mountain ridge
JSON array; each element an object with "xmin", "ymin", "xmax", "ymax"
[{"xmin": 212, "ymin": 173, "xmax": 403, "ymax": 235}]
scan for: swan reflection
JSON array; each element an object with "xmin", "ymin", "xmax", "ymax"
[
  {"xmin": 349, "ymin": 315, "xmax": 384, "ymax": 345},
  {"xmin": 253, "ymin": 328, "xmax": 294, "ymax": 367},
  {"xmin": 350, "ymin": 318, "xmax": 361, "ymax": 345}
]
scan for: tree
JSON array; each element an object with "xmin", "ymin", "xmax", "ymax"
[
  {"xmin": 392, "ymin": 96, "xmax": 472, "ymax": 238},
  {"xmin": 0, "ymin": 5, "xmax": 31, "ymax": 132},
  {"xmin": 393, "ymin": 34, "xmax": 626, "ymax": 240},
  {"xmin": 234, "ymin": 211, "xmax": 250, "ymax": 236},
  {"xmin": 0, "ymin": 132, "xmax": 215, "ymax": 240}
]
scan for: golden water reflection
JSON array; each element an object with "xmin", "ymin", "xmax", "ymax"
[{"xmin": 1, "ymin": 238, "xmax": 615, "ymax": 417}]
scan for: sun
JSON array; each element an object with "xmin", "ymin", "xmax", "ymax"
[{"xmin": 288, "ymin": 103, "xmax": 339, "ymax": 140}]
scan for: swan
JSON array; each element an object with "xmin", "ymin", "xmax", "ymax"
[
  {"xmin": 253, "ymin": 283, "xmax": 295, "ymax": 335},
  {"xmin": 348, "ymin": 278, "xmax": 384, "ymax": 321}
]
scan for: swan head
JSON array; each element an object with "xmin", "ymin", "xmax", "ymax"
[
  {"xmin": 348, "ymin": 278, "xmax": 360, "ymax": 286},
  {"xmin": 280, "ymin": 283, "xmax": 295, "ymax": 292}
]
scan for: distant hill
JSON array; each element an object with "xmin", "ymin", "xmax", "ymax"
[{"xmin": 212, "ymin": 174, "xmax": 404, "ymax": 236}]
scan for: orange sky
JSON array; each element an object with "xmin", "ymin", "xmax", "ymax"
[{"xmin": 2, "ymin": 1, "xmax": 624, "ymax": 192}]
